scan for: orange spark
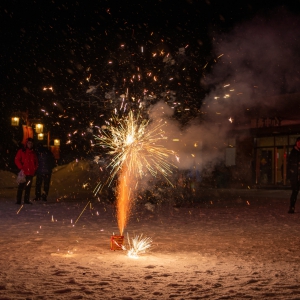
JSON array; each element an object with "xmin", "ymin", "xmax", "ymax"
[{"xmin": 117, "ymin": 166, "xmax": 132, "ymax": 235}]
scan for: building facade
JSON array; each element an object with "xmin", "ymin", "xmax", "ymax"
[{"xmin": 225, "ymin": 93, "xmax": 300, "ymax": 188}]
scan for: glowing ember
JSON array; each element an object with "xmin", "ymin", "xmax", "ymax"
[
  {"xmin": 125, "ymin": 233, "xmax": 152, "ymax": 259},
  {"xmin": 97, "ymin": 110, "xmax": 175, "ymax": 183}
]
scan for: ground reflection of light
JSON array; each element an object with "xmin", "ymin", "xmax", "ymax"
[
  {"xmin": 127, "ymin": 252, "xmax": 139, "ymax": 259},
  {"xmin": 51, "ymin": 250, "xmax": 76, "ymax": 258}
]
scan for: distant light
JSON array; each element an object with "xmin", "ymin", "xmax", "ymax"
[
  {"xmin": 11, "ymin": 117, "xmax": 20, "ymax": 126},
  {"xmin": 54, "ymin": 139, "xmax": 60, "ymax": 146},
  {"xmin": 35, "ymin": 123, "xmax": 43, "ymax": 133},
  {"xmin": 38, "ymin": 133, "xmax": 44, "ymax": 140}
]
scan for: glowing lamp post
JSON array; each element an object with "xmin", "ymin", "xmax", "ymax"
[
  {"xmin": 51, "ymin": 139, "xmax": 60, "ymax": 159},
  {"xmin": 11, "ymin": 117, "xmax": 20, "ymax": 126},
  {"xmin": 35, "ymin": 123, "xmax": 44, "ymax": 142},
  {"xmin": 54, "ymin": 139, "xmax": 60, "ymax": 146},
  {"xmin": 37, "ymin": 132, "xmax": 60, "ymax": 153},
  {"xmin": 11, "ymin": 111, "xmax": 33, "ymax": 145},
  {"xmin": 37, "ymin": 133, "xmax": 44, "ymax": 140},
  {"xmin": 11, "ymin": 112, "xmax": 47, "ymax": 146},
  {"xmin": 35, "ymin": 123, "xmax": 43, "ymax": 134}
]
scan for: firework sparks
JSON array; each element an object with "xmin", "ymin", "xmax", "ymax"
[
  {"xmin": 74, "ymin": 200, "xmax": 91, "ymax": 225},
  {"xmin": 116, "ymin": 166, "xmax": 132, "ymax": 235},
  {"xmin": 97, "ymin": 110, "xmax": 175, "ymax": 183},
  {"xmin": 16, "ymin": 204, "xmax": 23, "ymax": 214},
  {"xmin": 96, "ymin": 110, "xmax": 175, "ymax": 235},
  {"xmin": 125, "ymin": 233, "xmax": 152, "ymax": 259}
]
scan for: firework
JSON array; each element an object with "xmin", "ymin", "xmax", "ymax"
[
  {"xmin": 96, "ymin": 110, "xmax": 175, "ymax": 235},
  {"xmin": 116, "ymin": 166, "xmax": 132, "ymax": 235},
  {"xmin": 96, "ymin": 110, "xmax": 175, "ymax": 184}
]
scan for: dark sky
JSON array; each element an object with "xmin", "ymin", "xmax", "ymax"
[
  {"xmin": 1, "ymin": 0, "xmax": 300, "ymax": 131},
  {"xmin": 2, "ymin": 1, "xmax": 298, "ymax": 89}
]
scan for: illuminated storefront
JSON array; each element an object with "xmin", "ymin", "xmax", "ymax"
[
  {"xmin": 254, "ymin": 134, "xmax": 299, "ymax": 186},
  {"xmin": 226, "ymin": 93, "xmax": 300, "ymax": 187}
]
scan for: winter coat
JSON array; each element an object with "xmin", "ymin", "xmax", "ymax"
[
  {"xmin": 287, "ymin": 147, "xmax": 300, "ymax": 183},
  {"xmin": 36, "ymin": 147, "xmax": 55, "ymax": 175},
  {"xmin": 15, "ymin": 147, "xmax": 38, "ymax": 176}
]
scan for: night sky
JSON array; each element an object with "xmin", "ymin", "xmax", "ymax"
[{"xmin": 1, "ymin": 0, "xmax": 300, "ymax": 167}]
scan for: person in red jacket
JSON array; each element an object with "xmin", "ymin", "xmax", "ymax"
[{"xmin": 15, "ymin": 138, "xmax": 38, "ymax": 204}]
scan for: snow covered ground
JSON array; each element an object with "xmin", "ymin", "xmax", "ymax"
[{"xmin": 0, "ymin": 161, "xmax": 299, "ymax": 299}]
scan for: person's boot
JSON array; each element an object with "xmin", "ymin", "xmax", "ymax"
[
  {"xmin": 24, "ymin": 198, "xmax": 33, "ymax": 204},
  {"xmin": 288, "ymin": 199, "xmax": 296, "ymax": 213},
  {"xmin": 41, "ymin": 193, "xmax": 47, "ymax": 202}
]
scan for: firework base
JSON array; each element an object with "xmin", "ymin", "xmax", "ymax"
[{"xmin": 110, "ymin": 235, "xmax": 124, "ymax": 251}]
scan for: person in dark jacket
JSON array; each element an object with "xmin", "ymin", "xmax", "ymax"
[
  {"xmin": 34, "ymin": 143, "xmax": 55, "ymax": 202},
  {"xmin": 287, "ymin": 137, "xmax": 300, "ymax": 213},
  {"xmin": 15, "ymin": 138, "xmax": 38, "ymax": 204}
]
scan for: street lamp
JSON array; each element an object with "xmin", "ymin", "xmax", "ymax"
[
  {"xmin": 54, "ymin": 139, "xmax": 60, "ymax": 146},
  {"xmin": 51, "ymin": 138, "xmax": 61, "ymax": 159},
  {"xmin": 11, "ymin": 111, "xmax": 46, "ymax": 146},
  {"xmin": 37, "ymin": 133, "xmax": 44, "ymax": 140},
  {"xmin": 11, "ymin": 117, "xmax": 20, "ymax": 126},
  {"xmin": 37, "ymin": 131, "xmax": 52, "ymax": 149},
  {"xmin": 35, "ymin": 123, "xmax": 44, "ymax": 133},
  {"xmin": 11, "ymin": 111, "xmax": 29, "ymax": 126},
  {"xmin": 10, "ymin": 111, "xmax": 62, "ymax": 161}
]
